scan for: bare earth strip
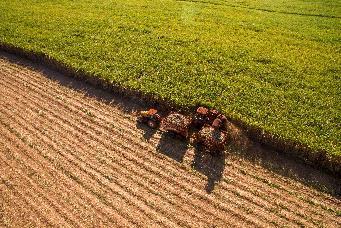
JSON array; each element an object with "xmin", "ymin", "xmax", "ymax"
[{"xmin": 0, "ymin": 52, "xmax": 340, "ymax": 227}]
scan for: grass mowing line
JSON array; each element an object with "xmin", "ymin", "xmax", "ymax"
[{"xmin": 176, "ymin": 0, "xmax": 341, "ymax": 18}]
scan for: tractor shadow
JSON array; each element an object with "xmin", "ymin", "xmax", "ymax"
[
  {"xmin": 136, "ymin": 121, "xmax": 157, "ymax": 142},
  {"xmin": 156, "ymin": 132, "xmax": 188, "ymax": 163},
  {"xmin": 156, "ymin": 131, "xmax": 226, "ymax": 193},
  {"xmin": 192, "ymin": 145, "xmax": 226, "ymax": 193}
]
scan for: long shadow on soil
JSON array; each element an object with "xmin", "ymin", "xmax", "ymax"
[
  {"xmin": 146, "ymin": 130, "xmax": 226, "ymax": 193},
  {"xmin": 156, "ymin": 132, "xmax": 188, "ymax": 163},
  {"xmin": 228, "ymin": 127, "xmax": 341, "ymax": 197},
  {"xmin": 192, "ymin": 145, "xmax": 226, "ymax": 193},
  {"xmin": 1, "ymin": 51, "xmax": 340, "ymax": 197},
  {"xmin": 136, "ymin": 122, "xmax": 158, "ymax": 142}
]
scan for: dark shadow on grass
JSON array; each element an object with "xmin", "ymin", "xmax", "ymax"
[
  {"xmin": 156, "ymin": 132, "xmax": 188, "ymax": 163},
  {"xmin": 192, "ymin": 144, "xmax": 226, "ymax": 193}
]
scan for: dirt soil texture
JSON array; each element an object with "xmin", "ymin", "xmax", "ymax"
[{"xmin": 0, "ymin": 52, "xmax": 340, "ymax": 227}]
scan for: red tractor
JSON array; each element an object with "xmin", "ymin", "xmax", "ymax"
[
  {"xmin": 137, "ymin": 108, "xmax": 161, "ymax": 128},
  {"xmin": 137, "ymin": 107, "xmax": 229, "ymax": 154},
  {"xmin": 192, "ymin": 107, "xmax": 224, "ymax": 128}
]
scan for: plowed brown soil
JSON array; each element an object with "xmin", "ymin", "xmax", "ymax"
[{"xmin": 0, "ymin": 52, "xmax": 340, "ymax": 227}]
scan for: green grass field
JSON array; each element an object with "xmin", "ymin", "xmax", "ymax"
[{"xmin": 0, "ymin": 0, "xmax": 340, "ymax": 160}]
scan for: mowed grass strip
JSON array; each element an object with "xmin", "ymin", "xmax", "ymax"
[{"xmin": 0, "ymin": 0, "xmax": 340, "ymax": 160}]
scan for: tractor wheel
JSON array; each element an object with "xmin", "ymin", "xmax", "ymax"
[{"xmin": 147, "ymin": 120, "xmax": 158, "ymax": 129}]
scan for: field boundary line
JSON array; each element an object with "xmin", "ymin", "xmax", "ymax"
[{"xmin": 0, "ymin": 43, "xmax": 339, "ymax": 177}]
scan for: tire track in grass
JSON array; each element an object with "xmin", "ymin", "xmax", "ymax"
[
  {"xmin": 0, "ymin": 74, "xmax": 330, "ymax": 227},
  {"xmin": 175, "ymin": 0, "xmax": 341, "ymax": 19}
]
